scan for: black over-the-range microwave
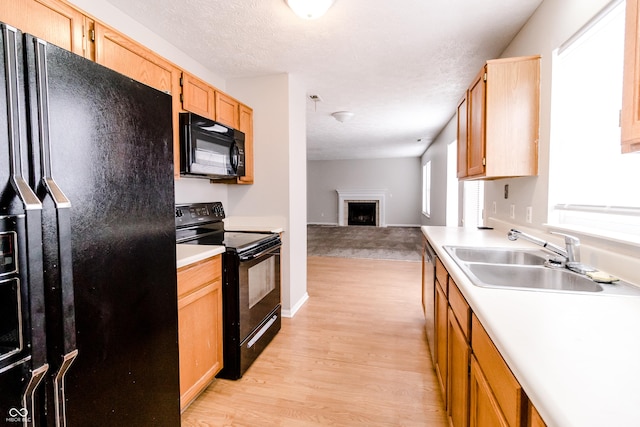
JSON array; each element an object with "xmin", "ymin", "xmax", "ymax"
[{"xmin": 179, "ymin": 112, "xmax": 245, "ymax": 180}]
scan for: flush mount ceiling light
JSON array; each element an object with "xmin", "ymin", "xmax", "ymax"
[
  {"xmin": 332, "ymin": 111, "xmax": 354, "ymax": 123},
  {"xmin": 285, "ymin": 0, "xmax": 336, "ymax": 20}
]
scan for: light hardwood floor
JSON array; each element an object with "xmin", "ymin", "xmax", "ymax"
[{"xmin": 181, "ymin": 256, "xmax": 447, "ymax": 426}]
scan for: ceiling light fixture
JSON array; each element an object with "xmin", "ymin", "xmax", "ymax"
[
  {"xmin": 332, "ymin": 111, "xmax": 354, "ymax": 123},
  {"xmin": 285, "ymin": 0, "xmax": 336, "ymax": 20}
]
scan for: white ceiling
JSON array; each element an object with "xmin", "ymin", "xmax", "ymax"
[{"xmin": 103, "ymin": 0, "xmax": 543, "ymax": 160}]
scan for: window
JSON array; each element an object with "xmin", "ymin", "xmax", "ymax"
[
  {"xmin": 422, "ymin": 161, "xmax": 431, "ymax": 218},
  {"xmin": 446, "ymin": 140, "xmax": 459, "ymax": 226},
  {"xmin": 549, "ymin": 0, "xmax": 640, "ymax": 244},
  {"xmin": 462, "ymin": 181, "xmax": 484, "ymax": 228}
]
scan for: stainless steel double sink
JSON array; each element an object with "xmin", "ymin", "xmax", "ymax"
[{"xmin": 444, "ymin": 246, "xmax": 640, "ymax": 296}]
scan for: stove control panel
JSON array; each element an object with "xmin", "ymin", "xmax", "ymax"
[{"xmin": 175, "ymin": 202, "xmax": 225, "ymax": 228}]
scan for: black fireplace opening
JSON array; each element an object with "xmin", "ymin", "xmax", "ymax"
[{"xmin": 347, "ymin": 202, "xmax": 377, "ymax": 226}]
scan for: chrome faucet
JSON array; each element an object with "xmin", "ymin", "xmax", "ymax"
[
  {"xmin": 507, "ymin": 229, "xmax": 595, "ymax": 274},
  {"xmin": 507, "ymin": 229, "xmax": 568, "ymax": 260}
]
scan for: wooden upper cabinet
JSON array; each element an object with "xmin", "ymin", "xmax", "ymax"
[
  {"xmin": 0, "ymin": 0, "xmax": 89, "ymax": 58},
  {"xmin": 215, "ymin": 91, "xmax": 240, "ymax": 129},
  {"xmin": 458, "ymin": 56, "xmax": 540, "ymax": 180},
  {"xmin": 237, "ymin": 103, "xmax": 254, "ymax": 184},
  {"xmin": 94, "ymin": 23, "xmax": 176, "ymax": 94},
  {"xmin": 181, "ymin": 72, "xmax": 216, "ymax": 119},
  {"xmin": 457, "ymin": 93, "xmax": 469, "ymax": 179},
  {"xmin": 622, "ymin": 0, "xmax": 640, "ymax": 153},
  {"xmin": 467, "ymin": 68, "xmax": 487, "ymax": 177}
]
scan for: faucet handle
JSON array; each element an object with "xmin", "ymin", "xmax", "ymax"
[
  {"xmin": 550, "ymin": 231, "xmax": 580, "ymax": 244},
  {"xmin": 550, "ymin": 231, "xmax": 580, "ymax": 262}
]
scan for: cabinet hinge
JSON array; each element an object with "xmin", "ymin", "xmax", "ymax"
[
  {"xmin": 89, "ymin": 29, "xmax": 95, "ymax": 42},
  {"xmin": 179, "ymin": 77, "xmax": 184, "ymax": 87},
  {"xmin": 483, "ymin": 72, "xmax": 487, "ymax": 82},
  {"xmin": 482, "ymin": 158, "xmax": 486, "ymax": 166},
  {"xmin": 180, "ymin": 93, "xmax": 184, "ymax": 103}
]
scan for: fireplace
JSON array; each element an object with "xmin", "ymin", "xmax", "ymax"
[
  {"xmin": 347, "ymin": 202, "xmax": 378, "ymax": 226},
  {"xmin": 336, "ymin": 190, "xmax": 386, "ymax": 227}
]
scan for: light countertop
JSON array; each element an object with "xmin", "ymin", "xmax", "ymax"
[
  {"xmin": 176, "ymin": 244, "xmax": 225, "ymax": 269},
  {"xmin": 422, "ymin": 226, "xmax": 640, "ymax": 427}
]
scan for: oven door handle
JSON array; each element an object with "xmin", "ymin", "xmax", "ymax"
[{"xmin": 238, "ymin": 243, "xmax": 281, "ymax": 262}]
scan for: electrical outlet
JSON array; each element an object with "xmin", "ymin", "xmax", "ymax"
[
  {"xmin": 526, "ymin": 206, "xmax": 533, "ymax": 223},
  {"xmin": 492, "ymin": 201, "xmax": 497, "ymax": 214},
  {"xmin": 510, "ymin": 204, "xmax": 515, "ymax": 219}
]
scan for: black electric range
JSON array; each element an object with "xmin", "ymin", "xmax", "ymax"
[{"xmin": 175, "ymin": 202, "xmax": 282, "ymax": 379}]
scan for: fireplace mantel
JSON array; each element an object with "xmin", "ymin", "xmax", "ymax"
[{"xmin": 336, "ymin": 189, "xmax": 386, "ymax": 227}]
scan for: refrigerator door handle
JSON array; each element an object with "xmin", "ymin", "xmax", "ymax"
[
  {"xmin": 32, "ymin": 37, "xmax": 78, "ymax": 427},
  {"xmin": 1, "ymin": 24, "xmax": 41, "ymax": 210},
  {"xmin": 53, "ymin": 349, "xmax": 78, "ymax": 427},
  {"xmin": 21, "ymin": 363, "xmax": 49, "ymax": 427}
]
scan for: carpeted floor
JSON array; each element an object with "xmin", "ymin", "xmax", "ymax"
[{"xmin": 307, "ymin": 224, "xmax": 423, "ymax": 261}]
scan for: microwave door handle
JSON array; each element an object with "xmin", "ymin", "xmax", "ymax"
[
  {"xmin": 33, "ymin": 37, "xmax": 78, "ymax": 427},
  {"xmin": 230, "ymin": 143, "xmax": 240, "ymax": 173}
]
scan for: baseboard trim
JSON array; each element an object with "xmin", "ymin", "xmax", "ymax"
[{"xmin": 282, "ymin": 292, "xmax": 309, "ymax": 318}]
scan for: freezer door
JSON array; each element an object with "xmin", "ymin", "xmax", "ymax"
[{"xmin": 0, "ymin": 22, "xmax": 48, "ymax": 425}]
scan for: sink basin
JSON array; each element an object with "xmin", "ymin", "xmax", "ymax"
[
  {"xmin": 443, "ymin": 245, "xmax": 640, "ymax": 296},
  {"xmin": 467, "ymin": 263, "xmax": 603, "ymax": 292},
  {"xmin": 445, "ymin": 246, "xmax": 547, "ymax": 265}
]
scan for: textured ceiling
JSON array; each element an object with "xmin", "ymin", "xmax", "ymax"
[{"xmin": 103, "ymin": 0, "xmax": 543, "ymax": 160}]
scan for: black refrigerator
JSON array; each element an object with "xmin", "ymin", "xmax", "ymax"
[{"xmin": 0, "ymin": 23, "xmax": 180, "ymax": 426}]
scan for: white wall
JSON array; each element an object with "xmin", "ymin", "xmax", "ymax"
[
  {"xmin": 420, "ymin": 118, "xmax": 457, "ymax": 226},
  {"xmin": 307, "ymin": 157, "xmax": 422, "ymax": 226},
  {"xmin": 226, "ymin": 74, "xmax": 308, "ymax": 317}
]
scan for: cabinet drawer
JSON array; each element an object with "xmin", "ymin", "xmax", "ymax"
[
  {"xmin": 449, "ymin": 279, "xmax": 470, "ymax": 340},
  {"xmin": 472, "ymin": 314, "xmax": 525, "ymax": 427},
  {"xmin": 435, "ymin": 258, "xmax": 448, "ymax": 295},
  {"xmin": 177, "ymin": 255, "xmax": 222, "ymax": 298}
]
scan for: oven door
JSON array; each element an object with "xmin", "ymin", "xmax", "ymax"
[{"xmin": 237, "ymin": 245, "xmax": 281, "ymax": 341}]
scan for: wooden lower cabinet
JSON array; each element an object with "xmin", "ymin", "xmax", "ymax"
[
  {"xmin": 426, "ymin": 257, "xmax": 548, "ymax": 427},
  {"xmin": 434, "ymin": 277, "xmax": 448, "ymax": 400},
  {"xmin": 447, "ymin": 306, "xmax": 470, "ymax": 427},
  {"xmin": 177, "ymin": 255, "xmax": 223, "ymax": 410},
  {"xmin": 470, "ymin": 356, "xmax": 509, "ymax": 427},
  {"xmin": 472, "ymin": 314, "xmax": 525, "ymax": 427}
]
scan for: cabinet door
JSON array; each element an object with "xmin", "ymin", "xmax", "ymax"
[
  {"xmin": 470, "ymin": 356, "xmax": 509, "ymax": 427},
  {"xmin": 434, "ymin": 280, "xmax": 448, "ymax": 401},
  {"xmin": 94, "ymin": 23, "xmax": 175, "ymax": 93},
  {"xmin": 528, "ymin": 402, "xmax": 546, "ymax": 427},
  {"xmin": 622, "ymin": 0, "xmax": 640, "ymax": 153},
  {"xmin": 467, "ymin": 67, "xmax": 486, "ymax": 177},
  {"xmin": 93, "ymin": 22, "xmax": 182, "ymax": 177},
  {"xmin": 237, "ymin": 103, "xmax": 254, "ymax": 184},
  {"xmin": 215, "ymin": 91, "xmax": 240, "ymax": 129},
  {"xmin": 447, "ymin": 307, "xmax": 470, "ymax": 427},
  {"xmin": 178, "ymin": 279, "xmax": 223, "ymax": 409},
  {"xmin": 457, "ymin": 93, "xmax": 468, "ymax": 178},
  {"xmin": 0, "ymin": 0, "xmax": 87, "ymax": 57},
  {"xmin": 181, "ymin": 72, "xmax": 216, "ymax": 119},
  {"xmin": 472, "ymin": 315, "xmax": 525, "ymax": 427}
]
